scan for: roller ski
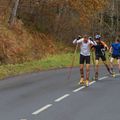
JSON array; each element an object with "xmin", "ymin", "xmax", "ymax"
[
  {"xmin": 78, "ymin": 78, "xmax": 84, "ymax": 85},
  {"xmin": 110, "ymin": 68, "xmax": 116, "ymax": 77},
  {"xmin": 103, "ymin": 62, "xmax": 116, "ymax": 78},
  {"xmin": 111, "ymin": 72, "xmax": 116, "ymax": 77},
  {"xmin": 85, "ymin": 80, "xmax": 89, "ymax": 87},
  {"xmin": 108, "ymin": 68, "xmax": 116, "ymax": 77},
  {"xmin": 78, "ymin": 78, "xmax": 89, "ymax": 87}
]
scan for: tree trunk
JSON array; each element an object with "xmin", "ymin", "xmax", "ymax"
[
  {"xmin": 8, "ymin": 0, "xmax": 20, "ymax": 26},
  {"xmin": 111, "ymin": 0, "xmax": 115, "ymax": 36}
]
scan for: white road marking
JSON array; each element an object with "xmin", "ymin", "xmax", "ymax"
[
  {"xmin": 89, "ymin": 81, "xmax": 96, "ymax": 85},
  {"xmin": 73, "ymin": 81, "xmax": 96, "ymax": 92},
  {"xmin": 32, "ymin": 104, "xmax": 52, "ymax": 115},
  {"xmin": 73, "ymin": 86, "xmax": 85, "ymax": 92},
  {"xmin": 99, "ymin": 76, "xmax": 108, "ymax": 80},
  {"xmin": 54, "ymin": 94, "xmax": 70, "ymax": 102},
  {"xmin": 31, "ymin": 75, "xmax": 115, "ymax": 117},
  {"xmin": 20, "ymin": 119, "xmax": 27, "ymax": 120},
  {"xmin": 115, "ymin": 73, "xmax": 120, "ymax": 76}
]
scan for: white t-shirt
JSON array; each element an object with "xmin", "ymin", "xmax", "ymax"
[{"xmin": 73, "ymin": 38, "xmax": 96, "ymax": 56}]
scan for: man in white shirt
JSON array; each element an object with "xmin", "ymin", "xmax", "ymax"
[{"xmin": 73, "ymin": 34, "xmax": 96, "ymax": 86}]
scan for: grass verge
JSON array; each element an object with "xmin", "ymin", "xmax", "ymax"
[
  {"xmin": 0, "ymin": 53, "xmax": 79, "ymax": 79},
  {"xmin": 0, "ymin": 52, "xmax": 116, "ymax": 80}
]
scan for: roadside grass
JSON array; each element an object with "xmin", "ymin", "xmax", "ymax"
[
  {"xmin": 0, "ymin": 52, "xmax": 117, "ymax": 80},
  {"xmin": 0, "ymin": 53, "xmax": 79, "ymax": 79}
]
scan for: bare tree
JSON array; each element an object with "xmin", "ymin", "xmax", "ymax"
[
  {"xmin": 8, "ymin": 0, "xmax": 20, "ymax": 26},
  {"xmin": 116, "ymin": 0, "xmax": 119, "ymax": 36}
]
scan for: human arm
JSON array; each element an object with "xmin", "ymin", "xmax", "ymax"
[
  {"xmin": 100, "ymin": 41, "xmax": 109, "ymax": 50},
  {"xmin": 73, "ymin": 38, "xmax": 83, "ymax": 44},
  {"xmin": 109, "ymin": 46, "xmax": 112, "ymax": 53},
  {"xmin": 90, "ymin": 39, "xmax": 97, "ymax": 46}
]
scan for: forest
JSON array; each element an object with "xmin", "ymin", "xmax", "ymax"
[{"xmin": 0, "ymin": 0, "xmax": 120, "ymax": 64}]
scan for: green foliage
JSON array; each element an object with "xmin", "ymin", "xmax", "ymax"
[
  {"xmin": 0, "ymin": 53, "xmax": 79, "ymax": 79},
  {"xmin": 0, "ymin": 51, "xmax": 117, "ymax": 80}
]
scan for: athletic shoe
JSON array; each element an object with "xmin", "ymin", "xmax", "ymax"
[
  {"xmin": 78, "ymin": 78, "xmax": 84, "ymax": 85},
  {"xmin": 85, "ymin": 80, "xmax": 89, "ymax": 87},
  {"xmin": 111, "ymin": 72, "xmax": 115, "ymax": 77}
]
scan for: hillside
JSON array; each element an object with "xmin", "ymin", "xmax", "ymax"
[
  {"xmin": 0, "ymin": 0, "xmax": 119, "ymax": 65},
  {"xmin": 0, "ymin": 19, "xmax": 57, "ymax": 64}
]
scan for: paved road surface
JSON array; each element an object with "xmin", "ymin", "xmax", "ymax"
[{"xmin": 0, "ymin": 66, "xmax": 120, "ymax": 120}]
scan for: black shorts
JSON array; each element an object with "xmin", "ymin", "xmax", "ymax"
[
  {"xmin": 112, "ymin": 54, "xmax": 120, "ymax": 59},
  {"xmin": 80, "ymin": 54, "xmax": 90, "ymax": 64},
  {"xmin": 95, "ymin": 54, "xmax": 106, "ymax": 61}
]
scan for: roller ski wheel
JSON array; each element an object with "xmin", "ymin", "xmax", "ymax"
[{"xmin": 108, "ymin": 69, "xmax": 115, "ymax": 77}]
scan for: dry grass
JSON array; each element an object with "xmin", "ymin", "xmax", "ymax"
[
  {"xmin": 0, "ymin": 53, "xmax": 78, "ymax": 79},
  {"xmin": 0, "ymin": 19, "xmax": 57, "ymax": 64}
]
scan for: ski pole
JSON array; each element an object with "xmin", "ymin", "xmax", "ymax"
[
  {"xmin": 68, "ymin": 43, "xmax": 78, "ymax": 80},
  {"xmin": 91, "ymin": 49, "xmax": 95, "ymax": 73}
]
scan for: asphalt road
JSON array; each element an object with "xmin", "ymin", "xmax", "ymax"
[{"xmin": 0, "ymin": 66, "xmax": 120, "ymax": 120}]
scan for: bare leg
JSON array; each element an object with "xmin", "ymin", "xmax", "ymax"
[
  {"xmin": 110, "ymin": 57, "xmax": 114, "ymax": 72},
  {"xmin": 95, "ymin": 60, "xmax": 99, "ymax": 79},
  {"xmin": 117, "ymin": 59, "xmax": 120, "ymax": 73},
  {"xmin": 80, "ymin": 64, "xmax": 84, "ymax": 81},
  {"xmin": 103, "ymin": 61, "xmax": 112, "ymax": 74},
  {"xmin": 86, "ymin": 64, "xmax": 90, "ymax": 80}
]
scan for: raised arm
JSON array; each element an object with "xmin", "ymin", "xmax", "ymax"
[
  {"xmin": 73, "ymin": 38, "xmax": 83, "ymax": 44},
  {"xmin": 90, "ymin": 39, "xmax": 97, "ymax": 46}
]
